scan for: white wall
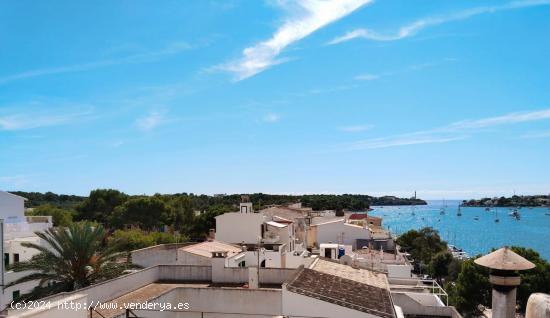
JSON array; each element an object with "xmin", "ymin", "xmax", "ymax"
[
  {"xmin": 282, "ymin": 288, "xmax": 380, "ymax": 318},
  {"xmin": 215, "ymin": 213, "xmax": 264, "ymax": 244},
  {"xmin": 0, "ymin": 191, "xmax": 25, "ymax": 222},
  {"xmin": 176, "ymin": 251, "xmax": 211, "ymax": 266},
  {"xmin": 2, "ymin": 271, "xmax": 42, "ymax": 309},
  {"xmin": 391, "ymin": 292, "xmax": 455, "ymax": 318},
  {"xmin": 315, "ymin": 221, "xmax": 370, "ymax": 249},
  {"xmin": 388, "ymin": 265, "xmax": 412, "ymax": 278},
  {"xmin": 131, "ymin": 244, "xmax": 188, "ymax": 267}
]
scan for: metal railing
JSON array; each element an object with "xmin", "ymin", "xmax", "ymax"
[{"xmin": 389, "ymin": 277, "xmax": 449, "ymax": 305}]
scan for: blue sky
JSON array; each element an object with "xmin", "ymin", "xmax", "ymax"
[{"xmin": 1, "ymin": 0, "xmax": 550, "ymax": 199}]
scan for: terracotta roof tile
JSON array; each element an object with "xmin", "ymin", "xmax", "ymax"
[{"xmin": 286, "ymin": 268, "xmax": 395, "ymax": 318}]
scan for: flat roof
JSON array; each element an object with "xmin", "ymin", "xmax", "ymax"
[
  {"xmin": 93, "ymin": 282, "xmax": 283, "ymax": 318},
  {"xmin": 179, "ymin": 241, "xmax": 242, "ymax": 258}
]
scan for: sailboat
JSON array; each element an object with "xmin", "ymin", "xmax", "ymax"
[
  {"xmin": 457, "ymin": 205, "xmax": 462, "ymax": 217},
  {"xmin": 494, "ymin": 207, "xmax": 500, "ymax": 223},
  {"xmin": 411, "ymin": 191, "xmax": 416, "ymax": 216},
  {"xmin": 509, "ymin": 208, "xmax": 521, "ymax": 220},
  {"xmin": 440, "ymin": 199, "xmax": 446, "ymax": 215}
]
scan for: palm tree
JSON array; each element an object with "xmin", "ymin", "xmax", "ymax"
[{"xmin": 7, "ymin": 222, "xmax": 128, "ymax": 301}]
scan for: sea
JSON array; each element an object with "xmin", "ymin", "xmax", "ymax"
[{"xmin": 368, "ymin": 200, "xmax": 550, "ymax": 261}]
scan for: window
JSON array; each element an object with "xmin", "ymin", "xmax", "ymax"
[
  {"xmin": 238, "ymin": 261, "xmax": 246, "ymax": 268},
  {"xmin": 260, "ymin": 260, "xmax": 266, "ymax": 268},
  {"xmin": 13, "ymin": 253, "xmax": 19, "ymax": 263},
  {"xmin": 12, "ymin": 290, "xmax": 20, "ymax": 301},
  {"xmin": 4, "ymin": 253, "xmax": 8, "ymax": 267}
]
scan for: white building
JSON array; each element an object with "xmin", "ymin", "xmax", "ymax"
[
  {"xmin": 0, "ymin": 191, "xmax": 53, "ymax": 310},
  {"xmin": 7, "ymin": 251, "xmax": 462, "ymax": 318},
  {"xmin": 308, "ymin": 218, "xmax": 371, "ymax": 249},
  {"xmin": 214, "ymin": 203, "xmax": 265, "ymax": 245}
]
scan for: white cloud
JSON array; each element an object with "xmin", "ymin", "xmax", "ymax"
[
  {"xmin": 445, "ymin": 109, "xmax": 550, "ymax": 130},
  {"xmin": 347, "ymin": 108, "xmax": 550, "ymax": 150},
  {"xmin": 136, "ymin": 111, "xmax": 166, "ymax": 131},
  {"xmin": 339, "ymin": 124, "xmax": 373, "ymax": 132},
  {"xmin": 219, "ymin": 0, "xmax": 372, "ymax": 80},
  {"xmin": 263, "ymin": 112, "xmax": 281, "ymax": 123},
  {"xmin": 0, "ymin": 105, "xmax": 93, "ymax": 131},
  {"xmin": 354, "ymin": 58, "xmax": 457, "ymax": 81},
  {"xmin": 0, "ymin": 42, "xmax": 193, "ymax": 85},
  {"xmin": 329, "ymin": 0, "xmax": 550, "ymax": 44},
  {"xmin": 354, "ymin": 74, "xmax": 380, "ymax": 81},
  {"xmin": 349, "ymin": 133, "xmax": 468, "ymax": 149}
]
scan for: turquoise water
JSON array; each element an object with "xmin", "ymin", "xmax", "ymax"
[{"xmin": 369, "ymin": 200, "xmax": 550, "ymax": 261}]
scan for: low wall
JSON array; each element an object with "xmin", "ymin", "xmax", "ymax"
[
  {"xmin": 131, "ymin": 243, "xmax": 190, "ymax": 268},
  {"xmin": 259, "ymin": 268, "xmax": 296, "ymax": 285},
  {"xmin": 123, "ymin": 287, "xmax": 282, "ymax": 318},
  {"xmin": 158, "ymin": 265, "xmax": 211, "ymax": 282},
  {"xmin": 391, "ymin": 292, "xmax": 461, "ymax": 318}
]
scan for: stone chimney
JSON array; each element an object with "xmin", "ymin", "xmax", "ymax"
[{"xmin": 475, "ymin": 247, "xmax": 535, "ymax": 318}]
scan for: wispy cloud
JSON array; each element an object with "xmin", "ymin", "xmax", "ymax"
[
  {"xmin": 135, "ymin": 110, "xmax": 167, "ymax": 131},
  {"xmin": 0, "ymin": 42, "xmax": 193, "ymax": 85},
  {"xmin": 219, "ymin": 0, "xmax": 371, "ymax": 80},
  {"xmin": 347, "ymin": 108, "xmax": 550, "ymax": 150},
  {"xmin": 354, "ymin": 74, "xmax": 380, "ymax": 81},
  {"xmin": 339, "ymin": 124, "xmax": 373, "ymax": 132},
  {"xmin": 354, "ymin": 58, "xmax": 457, "ymax": 81},
  {"xmin": 0, "ymin": 104, "xmax": 93, "ymax": 131},
  {"xmin": 329, "ymin": 0, "xmax": 550, "ymax": 44},
  {"xmin": 262, "ymin": 112, "xmax": 281, "ymax": 123}
]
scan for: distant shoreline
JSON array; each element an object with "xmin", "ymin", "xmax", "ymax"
[{"xmin": 462, "ymin": 195, "xmax": 550, "ymax": 208}]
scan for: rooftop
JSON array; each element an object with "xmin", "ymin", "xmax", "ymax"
[
  {"xmin": 286, "ymin": 268, "xmax": 395, "ymax": 318},
  {"xmin": 179, "ymin": 241, "xmax": 242, "ymax": 258},
  {"xmin": 474, "ymin": 246, "xmax": 535, "ymax": 271},
  {"xmin": 348, "ymin": 213, "xmax": 369, "ymax": 220},
  {"xmin": 266, "ymin": 220, "xmax": 288, "ymax": 228},
  {"xmin": 310, "ymin": 258, "xmax": 389, "ymax": 289},
  {"xmin": 260, "ymin": 206, "xmax": 305, "ymax": 221}
]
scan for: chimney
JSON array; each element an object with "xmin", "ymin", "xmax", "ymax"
[
  {"xmin": 211, "ymin": 251, "xmax": 228, "ymax": 284},
  {"xmin": 208, "ymin": 229, "xmax": 216, "ymax": 240},
  {"xmin": 475, "ymin": 247, "xmax": 535, "ymax": 318}
]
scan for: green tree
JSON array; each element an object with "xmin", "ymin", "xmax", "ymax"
[
  {"xmin": 510, "ymin": 247, "xmax": 550, "ymax": 312},
  {"xmin": 7, "ymin": 222, "xmax": 128, "ymax": 300},
  {"xmin": 429, "ymin": 251, "xmax": 453, "ymax": 284},
  {"xmin": 170, "ymin": 196, "xmax": 195, "ymax": 234},
  {"xmin": 448, "ymin": 258, "xmax": 491, "ymax": 317},
  {"xmin": 396, "ymin": 227, "xmax": 448, "ymax": 267},
  {"xmin": 108, "ymin": 229, "xmax": 189, "ymax": 252},
  {"xmin": 76, "ymin": 189, "xmax": 128, "ymax": 223},
  {"xmin": 27, "ymin": 205, "xmax": 74, "ymax": 226},
  {"xmin": 109, "ymin": 197, "xmax": 175, "ymax": 230}
]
